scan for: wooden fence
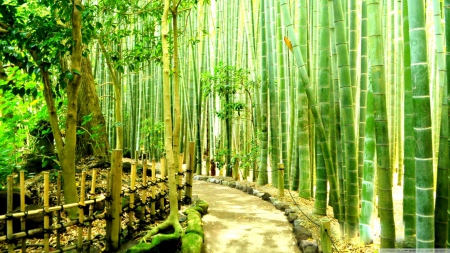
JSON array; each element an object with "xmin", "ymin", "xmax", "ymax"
[{"xmin": 0, "ymin": 147, "xmax": 196, "ymax": 253}]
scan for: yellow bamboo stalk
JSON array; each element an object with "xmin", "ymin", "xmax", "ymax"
[
  {"xmin": 20, "ymin": 171, "xmax": 26, "ymax": 252},
  {"xmin": 141, "ymin": 154, "xmax": 148, "ymax": 221},
  {"xmin": 129, "ymin": 162, "xmax": 137, "ymax": 228},
  {"xmin": 6, "ymin": 175, "xmax": 13, "ymax": 253},
  {"xmin": 87, "ymin": 169, "xmax": 97, "ymax": 252},
  {"xmin": 43, "ymin": 172, "xmax": 50, "ymax": 252},
  {"xmin": 77, "ymin": 171, "xmax": 86, "ymax": 251},
  {"xmin": 151, "ymin": 159, "xmax": 156, "ymax": 220}
]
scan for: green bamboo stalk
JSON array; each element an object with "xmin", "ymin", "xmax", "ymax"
[
  {"xmin": 367, "ymin": 0, "xmax": 396, "ymax": 248},
  {"xmin": 407, "ymin": 0, "xmax": 435, "ymax": 248},
  {"xmin": 434, "ymin": 0, "xmax": 449, "ymax": 248},
  {"xmin": 257, "ymin": 0, "xmax": 269, "ymax": 185},
  {"xmin": 359, "ymin": 76, "xmax": 375, "ymax": 245},
  {"xmin": 348, "ymin": 0, "xmax": 357, "ymax": 99},
  {"xmin": 298, "ymin": 0, "xmax": 312, "ymax": 199},
  {"xmin": 280, "ymin": 0, "xmax": 340, "ymax": 219},
  {"xmin": 267, "ymin": 0, "xmax": 280, "ymax": 187},
  {"xmin": 276, "ymin": 1, "xmax": 289, "ymax": 189},
  {"xmin": 314, "ymin": 0, "xmax": 332, "ymax": 216},
  {"xmin": 330, "ymin": 0, "xmax": 359, "ymax": 238},
  {"xmin": 445, "ymin": 0, "xmax": 450, "ymax": 247},
  {"xmin": 358, "ymin": 0, "xmax": 368, "ymax": 201},
  {"xmin": 328, "ymin": 2, "xmax": 345, "ymax": 227}
]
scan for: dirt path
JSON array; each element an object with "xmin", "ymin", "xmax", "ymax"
[{"xmin": 193, "ymin": 180, "xmax": 301, "ymax": 253}]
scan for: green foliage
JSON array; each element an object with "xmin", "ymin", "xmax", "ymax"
[
  {"xmin": 0, "ymin": 65, "xmax": 50, "ymax": 184},
  {"xmin": 235, "ymin": 138, "xmax": 259, "ymax": 173},
  {"xmin": 141, "ymin": 119, "xmax": 164, "ymax": 155},
  {"xmin": 201, "ymin": 63, "xmax": 256, "ymax": 120}
]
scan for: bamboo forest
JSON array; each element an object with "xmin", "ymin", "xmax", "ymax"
[{"xmin": 2, "ymin": 0, "xmax": 450, "ymax": 252}]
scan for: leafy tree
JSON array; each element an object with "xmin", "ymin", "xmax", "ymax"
[{"xmin": 0, "ymin": 0, "xmax": 90, "ymax": 218}]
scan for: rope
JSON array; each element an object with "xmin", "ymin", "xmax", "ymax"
[{"xmin": 287, "ymin": 189, "xmax": 341, "ymax": 253}]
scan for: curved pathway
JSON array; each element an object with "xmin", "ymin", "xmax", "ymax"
[{"xmin": 193, "ymin": 180, "xmax": 300, "ymax": 253}]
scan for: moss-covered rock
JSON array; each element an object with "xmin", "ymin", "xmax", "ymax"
[
  {"xmin": 181, "ymin": 232, "xmax": 203, "ymax": 253},
  {"xmin": 194, "ymin": 200, "xmax": 209, "ymax": 215},
  {"xmin": 180, "ymin": 199, "xmax": 209, "ymax": 253},
  {"xmin": 185, "ymin": 211, "xmax": 204, "ymax": 239}
]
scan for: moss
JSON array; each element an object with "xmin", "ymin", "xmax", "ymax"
[
  {"xmin": 181, "ymin": 232, "xmax": 203, "ymax": 253},
  {"xmin": 185, "ymin": 212, "xmax": 204, "ymax": 239},
  {"xmin": 125, "ymin": 243, "xmax": 154, "ymax": 253},
  {"xmin": 194, "ymin": 200, "xmax": 209, "ymax": 215}
]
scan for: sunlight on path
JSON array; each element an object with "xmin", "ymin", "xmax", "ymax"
[{"xmin": 193, "ymin": 180, "xmax": 300, "ymax": 253}]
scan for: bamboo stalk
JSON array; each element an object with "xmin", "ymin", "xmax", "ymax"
[
  {"xmin": 56, "ymin": 172, "xmax": 61, "ymax": 249},
  {"xmin": 87, "ymin": 169, "xmax": 97, "ymax": 252},
  {"xmin": 151, "ymin": 159, "xmax": 156, "ymax": 221},
  {"xmin": 278, "ymin": 163, "xmax": 284, "ymax": 197},
  {"xmin": 106, "ymin": 149, "xmax": 122, "ymax": 251},
  {"xmin": 129, "ymin": 162, "xmax": 137, "ymax": 229},
  {"xmin": 20, "ymin": 171, "xmax": 25, "ymax": 253},
  {"xmin": 43, "ymin": 172, "xmax": 50, "ymax": 252},
  {"xmin": 160, "ymin": 157, "xmax": 166, "ymax": 215},
  {"xmin": 141, "ymin": 154, "xmax": 148, "ymax": 221},
  {"xmin": 77, "ymin": 171, "xmax": 86, "ymax": 252},
  {"xmin": 7, "ymin": 175, "xmax": 13, "ymax": 253},
  {"xmin": 178, "ymin": 153, "xmax": 184, "ymax": 207}
]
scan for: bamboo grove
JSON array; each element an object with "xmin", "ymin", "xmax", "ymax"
[
  {"xmin": 91, "ymin": 0, "xmax": 450, "ymax": 249},
  {"xmin": 3, "ymin": 0, "xmax": 450, "ymax": 250}
]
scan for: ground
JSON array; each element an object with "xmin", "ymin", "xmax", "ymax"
[{"xmin": 0, "ymin": 158, "xmax": 404, "ymax": 252}]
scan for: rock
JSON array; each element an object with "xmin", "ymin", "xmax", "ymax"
[
  {"xmin": 288, "ymin": 213, "xmax": 298, "ymax": 223},
  {"xmin": 21, "ymin": 153, "xmax": 55, "ymax": 175},
  {"xmin": 261, "ymin": 192, "xmax": 271, "ymax": 201},
  {"xmin": 285, "ymin": 209, "xmax": 293, "ymax": 216},
  {"xmin": 256, "ymin": 192, "xmax": 271, "ymax": 201},
  {"xmin": 237, "ymin": 184, "xmax": 243, "ymax": 190},
  {"xmin": 246, "ymin": 188, "xmax": 254, "ymax": 195},
  {"xmin": 275, "ymin": 202, "xmax": 290, "ymax": 211},
  {"xmin": 208, "ymin": 178, "xmax": 215, "ymax": 183},
  {"xmin": 179, "ymin": 214, "xmax": 187, "ymax": 223},
  {"xmin": 182, "ymin": 232, "xmax": 203, "ymax": 253},
  {"xmin": 293, "ymin": 225, "xmax": 312, "ymax": 242},
  {"xmin": 241, "ymin": 185, "xmax": 248, "ymax": 192},
  {"xmin": 269, "ymin": 197, "xmax": 278, "ymax": 205},
  {"xmin": 228, "ymin": 182, "xmax": 236, "ymax": 188},
  {"xmin": 200, "ymin": 176, "xmax": 209, "ymax": 181},
  {"xmin": 299, "ymin": 239, "xmax": 318, "ymax": 253},
  {"xmin": 252, "ymin": 190, "xmax": 260, "ymax": 196},
  {"xmin": 193, "ymin": 175, "xmax": 200, "ymax": 180},
  {"xmin": 294, "ymin": 219, "xmax": 303, "ymax": 227},
  {"xmin": 221, "ymin": 181, "xmax": 229, "ymax": 186}
]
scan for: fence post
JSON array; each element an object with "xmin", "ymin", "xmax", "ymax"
[
  {"xmin": 6, "ymin": 175, "xmax": 13, "ymax": 253},
  {"xmin": 128, "ymin": 162, "xmax": 137, "ymax": 233},
  {"xmin": 106, "ymin": 149, "xmax": 123, "ymax": 251},
  {"xmin": 186, "ymin": 142, "xmax": 195, "ymax": 204},
  {"xmin": 77, "ymin": 171, "xmax": 86, "ymax": 252},
  {"xmin": 151, "ymin": 159, "xmax": 156, "ymax": 222},
  {"xmin": 20, "ymin": 171, "xmax": 26, "ymax": 253},
  {"xmin": 320, "ymin": 219, "xmax": 331, "ymax": 253},
  {"xmin": 177, "ymin": 153, "xmax": 184, "ymax": 209},
  {"xmin": 278, "ymin": 163, "xmax": 284, "ymax": 197},
  {"xmin": 87, "ymin": 169, "xmax": 97, "ymax": 253},
  {"xmin": 141, "ymin": 153, "xmax": 148, "ymax": 222},
  {"xmin": 43, "ymin": 172, "xmax": 50, "ymax": 252},
  {"xmin": 160, "ymin": 157, "xmax": 166, "ymax": 216}
]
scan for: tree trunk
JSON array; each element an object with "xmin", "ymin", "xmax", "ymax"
[{"xmin": 77, "ymin": 56, "xmax": 110, "ymax": 160}]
